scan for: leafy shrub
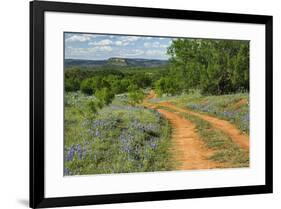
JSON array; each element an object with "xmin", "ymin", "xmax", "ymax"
[
  {"xmin": 88, "ymin": 100, "xmax": 98, "ymax": 114},
  {"xmin": 80, "ymin": 78, "xmax": 94, "ymax": 95},
  {"xmin": 95, "ymin": 88, "xmax": 115, "ymax": 105},
  {"xmin": 155, "ymin": 77, "xmax": 182, "ymax": 96},
  {"xmin": 65, "ymin": 78, "xmax": 80, "ymax": 92},
  {"xmin": 127, "ymin": 85, "xmax": 145, "ymax": 106},
  {"xmin": 80, "ymin": 77, "xmax": 111, "ymax": 95}
]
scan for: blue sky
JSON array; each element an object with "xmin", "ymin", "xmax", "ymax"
[{"xmin": 64, "ymin": 33, "xmax": 173, "ymax": 60}]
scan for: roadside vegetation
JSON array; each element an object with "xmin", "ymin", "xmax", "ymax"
[{"xmin": 64, "ymin": 92, "xmax": 173, "ymax": 175}]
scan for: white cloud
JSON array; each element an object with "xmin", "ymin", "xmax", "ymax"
[
  {"xmin": 112, "ymin": 36, "xmax": 139, "ymax": 46},
  {"xmin": 144, "ymin": 41, "xmax": 168, "ymax": 48},
  {"xmin": 65, "ymin": 34, "xmax": 95, "ymax": 42},
  {"xmin": 120, "ymin": 36, "xmax": 140, "ymax": 42},
  {"xmin": 145, "ymin": 49, "xmax": 165, "ymax": 56},
  {"xmin": 143, "ymin": 42, "xmax": 151, "ymax": 48},
  {"xmin": 114, "ymin": 40, "xmax": 129, "ymax": 46},
  {"xmin": 66, "ymin": 45, "xmax": 112, "ymax": 56},
  {"xmin": 89, "ymin": 39, "xmax": 113, "ymax": 46},
  {"xmin": 120, "ymin": 49, "xmax": 144, "ymax": 57},
  {"xmin": 65, "ymin": 47, "xmax": 91, "ymax": 56},
  {"xmin": 115, "ymin": 41, "xmax": 123, "ymax": 46},
  {"xmin": 113, "ymin": 36, "xmax": 140, "ymax": 46},
  {"xmin": 96, "ymin": 46, "xmax": 113, "ymax": 52},
  {"xmin": 89, "ymin": 37, "xmax": 140, "ymax": 47},
  {"xmin": 65, "ymin": 34, "xmax": 173, "ymax": 59}
]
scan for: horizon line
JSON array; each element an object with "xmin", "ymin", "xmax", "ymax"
[{"xmin": 64, "ymin": 57, "xmax": 170, "ymax": 61}]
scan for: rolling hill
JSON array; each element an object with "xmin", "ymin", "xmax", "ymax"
[{"xmin": 65, "ymin": 57, "xmax": 169, "ymax": 68}]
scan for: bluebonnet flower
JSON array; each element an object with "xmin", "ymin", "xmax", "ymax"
[
  {"xmin": 64, "ymin": 168, "xmax": 71, "ymax": 175},
  {"xmin": 95, "ymin": 129, "xmax": 100, "ymax": 137},
  {"xmin": 150, "ymin": 142, "xmax": 157, "ymax": 149},
  {"xmin": 122, "ymin": 144, "xmax": 131, "ymax": 153},
  {"xmin": 222, "ymin": 111, "xmax": 235, "ymax": 118},
  {"xmin": 65, "ymin": 141, "xmax": 90, "ymax": 162},
  {"xmin": 242, "ymin": 113, "xmax": 249, "ymax": 123},
  {"xmin": 77, "ymin": 144, "xmax": 83, "ymax": 159},
  {"xmin": 66, "ymin": 145, "xmax": 75, "ymax": 161}
]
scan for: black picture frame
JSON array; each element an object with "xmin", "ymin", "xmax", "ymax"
[{"xmin": 30, "ymin": 0, "xmax": 273, "ymax": 208}]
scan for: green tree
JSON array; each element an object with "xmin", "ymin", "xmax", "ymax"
[
  {"xmin": 80, "ymin": 78, "xmax": 94, "ymax": 95},
  {"xmin": 167, "ymin": 38, "xmax": 249, "ymax": 95},
  {"xmin": 95, "ymin": 88, "xmax": 115, "ymax": 105},
  {"xmin": 88, "ymin": 100, "xmax": 98, "ymax": 114},
  {"xmin": 80, "ymin": 77, "xmax": 111, "ymax": 95},
  {"xmin": 155, "ymin": 76, "xmax": 182, "ymax": 96},
  {"xmin": 132, "ymin": 73, "xmax": 152, "ymax": 88},
  {"xmin": 128, "ymin": 85, "xmax": 145, "ymax": 106},
  {"xmin": 65, "ymin": 78, "xmax": 80, "ymax": 92},
  {"xmin": 230, "ymin": 44, "xmax": 249, "ymax": 91}
]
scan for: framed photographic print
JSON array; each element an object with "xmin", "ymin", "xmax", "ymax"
[{"xmin": 30, "ymin": 0, "xmax": 273, "ymax": 208}]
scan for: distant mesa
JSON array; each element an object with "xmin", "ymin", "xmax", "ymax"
[
  {"xmin": 108, "ymin": 57, "xmax": 127, "ymax": 66},
  {"xmin": 65, "ymin": 57, "xmax": 168, "ymax": 68}
]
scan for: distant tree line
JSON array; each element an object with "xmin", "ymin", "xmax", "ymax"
[
  {"xmin": 155, "ymin": 39, "xmax": 249, "ymax": 95},
  {"xmin": 65, "ymin": 68, "xmax": 155, "ymax": 107},
  {"xmin": 65, "ymin": 68, "xmax": 124, "ymax": 92},
  {"xmin": 66, "ymin": 69, "xmax": 153, "ymax": 94}
]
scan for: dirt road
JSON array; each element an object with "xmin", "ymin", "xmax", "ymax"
[
  {"xmin": 157, "ymin": 108, "xmax": 222, "ymax": 170},
  {"xmin": 143, "ymin": 91, "xmax": 223, "ymax": 170},
  {"xmin": 158, "ymin": 102, "xmax": 249, "ymax": 150}
]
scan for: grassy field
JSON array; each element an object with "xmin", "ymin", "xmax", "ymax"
[{"xmin": 64, "ymin": 92, "xmax": 173, "ymax": 176}]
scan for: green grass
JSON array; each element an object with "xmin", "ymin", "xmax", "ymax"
[
  {"xmin": 158, "ymin": 105, "xmax": 249, "ymax": 168},
  {"xmin": 64, "ymin": 92, "xmax": 173, "ymax": 175}
]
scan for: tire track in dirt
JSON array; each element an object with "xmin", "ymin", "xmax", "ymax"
[
  {"xmin": 157, "ymin": 108, "xmax": 222, "ymax": 170},
  {"xmin": 143, "ymin": 92, "xmax": 223, "ymax": 170},
  {"xmin": 158, "ymin": 102, "xmax": 249, "ymax": 150}
]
